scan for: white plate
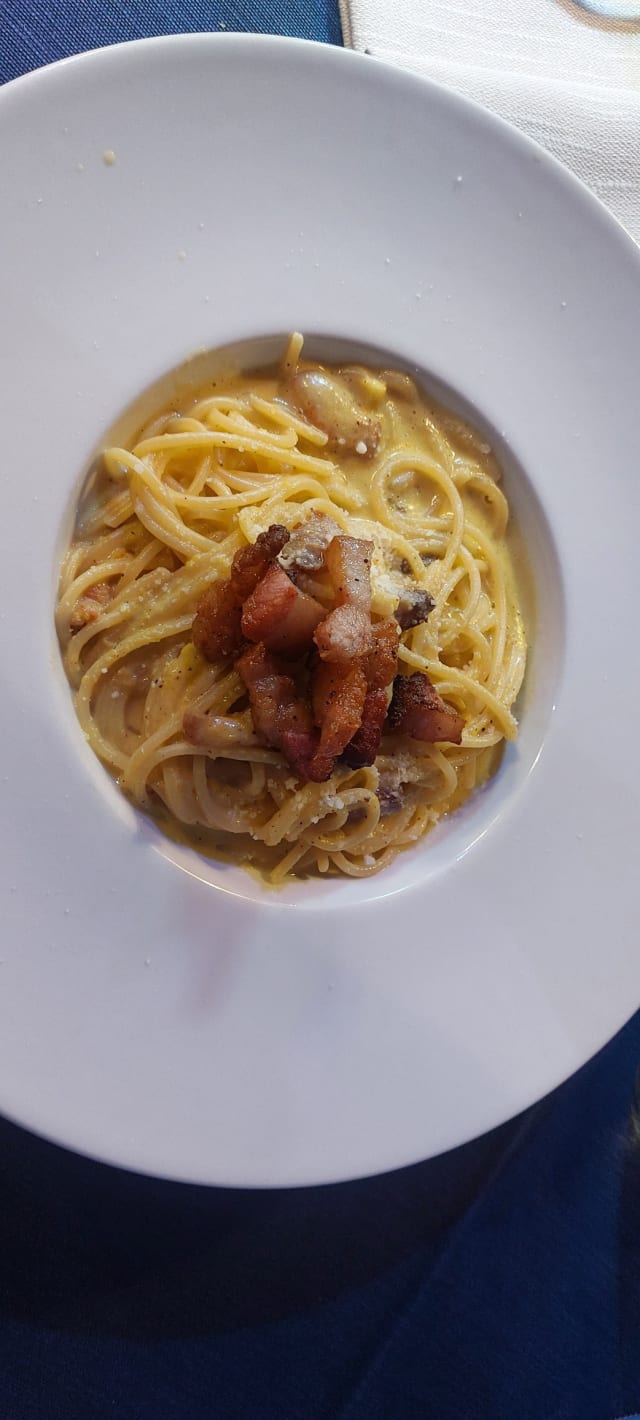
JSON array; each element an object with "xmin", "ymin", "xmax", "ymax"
[{"xmin": 1, "ymin": 34, "xmax": 639, "ymax": 1186}]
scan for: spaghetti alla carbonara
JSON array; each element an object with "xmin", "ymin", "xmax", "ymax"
[{"xmin": 56, "ymin": 335, "xmax": 527, "ymax": 882}]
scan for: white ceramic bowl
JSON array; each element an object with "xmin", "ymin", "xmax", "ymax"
[{"xmin": 1, "ymin": 34, "xmax": 639, "ymax": 1185}]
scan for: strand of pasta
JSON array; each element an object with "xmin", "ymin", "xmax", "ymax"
[
  {"xmin": 248, "ymin": 395, "xmax": 329, "ymax": 446},
  {"xmin": 370, "ymin": 451, "xmax": 465, "ymax": 583},
  {"xmin": 134, "ymin": 430, "xmax": 339, "ymax": 479},
  {"xmin": 75, "ymin": 617, "xmax": 195, "ymax": 769}
]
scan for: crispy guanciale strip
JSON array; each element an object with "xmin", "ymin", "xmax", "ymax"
[
  {"xmin": 342, "ymin": 621, "xmax": 399, "ymax": 768},
  {"xmin": 313, "ymin": 535, "xmax": 375, "ymax": 664},
  {"xmin": 362, "ymin": 619, "xmax": 400, "ymax": 690},
  {"xmin": 324, "ymin": 535, "xmax": 373, "ymax": 611},
  {"xmin": 251, "ymin": 651, "xmax": 369, "ymax": 784},
  {"xmin": 394, "ymin": 589, "xmax": 435, "ymax": 632},
  {"xmin": 313, "ymin": 603, "xmax": 373, "ymax": 664},
  {"xmin": 279, "ymin": 513, "xmax": 342, "ymax": 573},
  {"xmin": 235, "ymin": 643, "xmax": 332, "ymax": 783},
  {"xmin": 388, "ymin": 673, "xmax": 464, "ymax": 745},
  {"xmin": 192, "ymin": 524, "xmax": 290, "ymax": 662},
  {"xmin": 241, "ymin": 563, "xmax": 324, "ymax": 658},
  {"xmin": 278, "ymin": 728, "xmax": 329, "ymax": 783},
  {"xmin": 235, "ymin": 642, "xmax": 308, "ymax": 746},
  {"xmin": 69, "ymin": 581, "xmax": 115, "ymax": 631},
  {"xmin": 342, "ymin": 688, "xmax": 389, "ymax": 769},
  {"xmin": 311, "ymin": 659, "xmax": 368, "ymax": 759}
]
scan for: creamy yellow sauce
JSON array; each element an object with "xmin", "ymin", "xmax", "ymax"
[{"xmin": 58, "ymin": 345, "xmax": 529, "ymax": 884}]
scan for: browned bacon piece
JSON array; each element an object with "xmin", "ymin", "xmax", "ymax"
[
  {"xmin": 240, "ymin": 649, "xmax": 369, "ymax": 785},
  {"xmin": 235, "ymin": 643, "xmax": 332, "ymax": 784},
  {"xmin": 69, "ymin": 580, "xmax": 114, "ymax": 631},
  {"xmin": 279, "ymin": 513, "xmax": 342, "ymax": 573},
  {"xmin": 230, "ymin": 525, "xmax": 291, "ymax": 600},
  {"xmin": 279, "ymin": 728, "xmax": 333, "ymax": 784},
  {"xmin": 388, "ymin": 673, "xmax": 464, "ymax": 744},
  {"xmin": 313, "ymin": 535, "xmax": 375, "ymax": 664},
  {"xmin": 192, "ymin": 525, "xmax": 290, "ymax": 662},
  {"xmin": 307, "ymin": 542, "xmax": 400, "ymax": 775},
  {"xmin": 324, "ymin": 535, "xmax": 373, "ymax": 612},
  {"xmin": 313, "ymin": 603, "xmax": 373, "ymax": 664},
  {"xmin": 362, "ymin": 619, "xmax": 400, "ymax": 691},
  {"xmin": 191, "ymin": 580, "xmax": 244, "ymax": 662},
  {"xmin": 342, "ymin": 688, "xmax": 389, "ymax": 769},
  {"xmin": 394, "ymin": 589, "xmax": 435, "ymax": 632},
  {"xmin": 235, "ymin": 642, "xmax": 306, "ymax": 746},
  {"xmin": 241, "ymin": 563, "xmax": 324, "ymax": 658},
  {"xmin": 341, "ymin": 621, "xmax": 399, "ymax": 767},
  {"xmin": 311, "ymin": 660, "xmax": 368, "ymax": 759}
]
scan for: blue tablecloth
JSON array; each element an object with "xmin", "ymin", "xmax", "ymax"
[
  {"xmin": 2, "ymin": 6, "xmax": 640, "ymax": 1418},
  {"xmin": 1, "ymin": 0, "xmax": 342, "ymax": 83}
]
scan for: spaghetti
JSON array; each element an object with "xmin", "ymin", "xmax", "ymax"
[{"xmin": 56, "ymin": 336, "xmax": 527, "ymax": 882}]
